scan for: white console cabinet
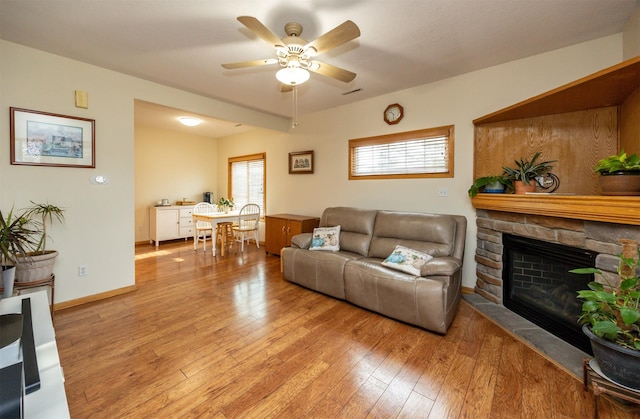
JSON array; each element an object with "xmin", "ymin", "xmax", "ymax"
[
  {"xmin": 0, "ymin": 291, "xmax": 69, "ymax": 418},
  {"xmin": 150, "ymin": 205, "xmax": 194, "ymax": 247}
]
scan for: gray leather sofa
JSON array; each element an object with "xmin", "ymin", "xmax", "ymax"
[{"xmin": 281, "ymin": 207, "xmax": 467, "ymax": 333}]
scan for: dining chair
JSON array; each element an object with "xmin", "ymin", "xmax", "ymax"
[
  {"xmin": 232, "ymin": 204, "xmax": 261, "ymax": 252},
  {"xmin": 193, "ymin": 202, "xmax": 215, "ymax": 251}
]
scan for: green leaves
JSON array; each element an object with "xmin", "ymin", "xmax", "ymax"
[
  {"xmin": 574, "ymin": 245, "xmax": 640, "ymax": 351},
  {"xmin": 595, "ymin": 149, "xmax": 640, "ymax": 173},
  {"xmin": 502, "ymin": 151, "xmax": 556, "ymax": 185}
]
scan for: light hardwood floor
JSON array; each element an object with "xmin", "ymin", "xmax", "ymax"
[{"xmin": 54, "ymin": 241, "xmax": 640, "ymax": 418}]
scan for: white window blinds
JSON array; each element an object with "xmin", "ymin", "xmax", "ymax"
[
  {"xmin": 230, "ymin": 154, "xmax": 265, "ymax": 215},
  {"xmin": 349, "ymin": 125, "xmax": 454, "ymax": 179}
]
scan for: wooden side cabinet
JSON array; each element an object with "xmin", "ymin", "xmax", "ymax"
[{"xmin": 265, "ymin": 214, "xmax": 319, "ymax": 255}]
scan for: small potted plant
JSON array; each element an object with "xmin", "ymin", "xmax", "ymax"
[
  {"xmin": 14, "ymin": 201, "xmax": 65, "ymax": 283},
  {"xmin": 571, "ymin": 238, "xmax": 640, "ymax": 390},
  {"xmin": 502, "ymin": 151, "xmax": 557, "ymax": 194},
  {"xmin": 594, "ymin": 150, "xmax": 640, "ymax": 196},
  {"xmin": 217, "ymin": 197, "xmax": 234, "ymax": 213},
  {"xmin": 468, "ymin": 175, "xmax": 511, "ymax": 197}
]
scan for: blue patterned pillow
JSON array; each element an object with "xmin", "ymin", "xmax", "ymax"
[
  {"xmin": 309, "ymin": 226, "xmax": 341, "ymax": 251},
  {"xmin": 382, "ymin": 245, "xmax": 433, "ymax": 276}
]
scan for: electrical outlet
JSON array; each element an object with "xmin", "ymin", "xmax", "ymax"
[
  {"xmin": 78, "ymin": 264, "xmax": 88, "ymax": 277},
  {"xmin": 438, "ymin": 187, "xmax": 448, "ymax": 197}
]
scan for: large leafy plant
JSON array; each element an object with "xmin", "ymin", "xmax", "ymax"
[
  {"xmin": 0, "ymin": 208, "xmax": 40, "ymax": 268},
  {"xmin": 572, "ymin": 239, "xmax": 640, "ymax": 351},
  {"xmin": 23, "ymin": 201, "xmax": 65, "ymax": 254}
]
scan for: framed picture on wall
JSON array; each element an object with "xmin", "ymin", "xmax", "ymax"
[
  {"xmin": 10, "ymin": 107, "xmax": 96, "ymax": 168},
  {"xmin": 289, "ymin": 150, "xmax": 314, "ymax": 174}
]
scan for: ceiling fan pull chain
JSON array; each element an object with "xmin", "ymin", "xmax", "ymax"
[{"xmin": 292, "ymin": 86, "xmax": 299, "ymax": 128}]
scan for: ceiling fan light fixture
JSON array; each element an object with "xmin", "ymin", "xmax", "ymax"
[
  {"xmin": 301, "ymin": 46, "xmax": 317, "ymax": 59},
  {"xmin": 178, "ymin": 116, "xmax": 202, "ymax": 127},
  {"xmin": 276, "ymin": 67, "xmax": 310, "ymax": 85}
]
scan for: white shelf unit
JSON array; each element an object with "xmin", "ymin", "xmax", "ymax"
[{"xmin": 149, "ymin": 205, "xmax": 194, "ymax": 247}]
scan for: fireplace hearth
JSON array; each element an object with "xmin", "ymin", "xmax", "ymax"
[{"xmin": 502, "ymin": 234, "xmax": 597, "ymax": 354}]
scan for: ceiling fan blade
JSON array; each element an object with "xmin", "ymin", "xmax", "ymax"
[
  {"xmin": 237, "ymin": 16, "xmax": 283, "ymax": 48},
  {"xmin": 222, "ymin": 58, "xmax": 278, "ymax": 69},
  {"xmin": 303, "ymin": 20, "xmax": 360, "ymax": 56},
  {"xmin": 309, "ymin": 61, "xmax": 356, "ymax": 83},
  {"xmin": 280, "ymin": 84, "xmax": 293, "ymax": 93}
]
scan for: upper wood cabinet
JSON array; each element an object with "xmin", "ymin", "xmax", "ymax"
[{"xmin": 473, "ymin": 56, "xmax": 640, "ymax": 195}]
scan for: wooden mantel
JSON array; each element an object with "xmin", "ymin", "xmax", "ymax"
[{"xmin": 471, "ymin": 194, "xmax": 640, "ymax": 225}]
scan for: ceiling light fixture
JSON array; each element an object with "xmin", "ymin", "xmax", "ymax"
[
  {"xmin": 276, "ymin": 66, "xmax": 310, "ymax": 86},
  {"xmin": 178, "ymin": 116, "xmax": 202, "ymax": 127}
]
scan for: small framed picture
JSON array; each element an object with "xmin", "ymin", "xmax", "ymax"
[
  {"xmin": 10, "ymin": 107, "xmax": 96, "ymax": 168},
  {"xmin": 289, "ymin": 150, "xmax": 314, "ymax": 174}
]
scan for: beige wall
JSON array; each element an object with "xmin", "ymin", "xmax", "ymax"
[
  {"xmin": 216, "ymin": 34, "xmax": 624, "ymax": 289},
  {"xmin": 0, "ymin": 40, "xmax": 286, "ymax": 303},
  {"xmin": 0, "ymin": 32, "xmax": 626, "ymax": 303},
  {"xmin": 624, "ymin": 4, "xmax": 640, "ymax": 59},
  {"xmin": 134, "ymin": 125, "xmax": 218, "ymax": 242}
]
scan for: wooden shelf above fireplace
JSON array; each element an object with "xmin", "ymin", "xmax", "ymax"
[
  {"xmin": 471, "ymin": 194, "xmax": 640, "ymax": 226},
  {"xmin": 472, "ymin": 56, "xmax": 640, "ymax": 195}
]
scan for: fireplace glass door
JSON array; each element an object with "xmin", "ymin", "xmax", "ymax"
[{"xmin": 502, "ymin": 234, "xmax": 597, "ymax": 354}]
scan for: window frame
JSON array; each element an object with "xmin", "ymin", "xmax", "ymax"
[
  {"xmin": 228, "ymin": 152, "xmax": 266, "ymax": 216},
  {"xmin": 348, "ymin": 125, "xmax": 454, "ymax": 180}
]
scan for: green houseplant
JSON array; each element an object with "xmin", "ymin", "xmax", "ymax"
[
  {"xmin": 467, "ymin": 175, "xmax": 511, "ymax": 197},
  {"xmin": 502, "ymin": 151, "xmax": 556, "ymax": 194},
  {"xmin": 217, "ymin": 197, "xmax": 235, "ymax": 212},
  {"xmin": 14, "ymin": 201, "xmax": 65, "ymax": 283},
  {"xmin": 594, "ymin": 150, "xmax": 640, "ymax": 196},
  {"xmin": 571, "ymin": 239, "xmax": 640, "ymax": 390},
  {"xmin": 0, "ymin": 208, "xmax": 40, "ymax": 296}
]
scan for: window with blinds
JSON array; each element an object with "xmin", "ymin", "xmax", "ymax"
[
  {"xmin": 349, "ymin": 125, "xmax": 454, "ymax": 180},
  {"xmin": 228, "ymin": 153, "xmax": 265, "ymax": 215}
]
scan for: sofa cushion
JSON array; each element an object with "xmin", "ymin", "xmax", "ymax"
[
  {"xmin": 282, "ymin": 247, "xmax": 365, "ymax": 299},
  {"xmin": 382, "ymin": 245, "xmax": 433, "ymax": 276},
  {"xmin": 344, "ymin": 258, "xmax": 450, "ymax": 333},
  {"xmin": 290, "ymin": 233, "xmax": 312, "ymax": 249},
  {"xmin": 369, "ymin": 211, "xmax": 457, "ymax": 259},
  {"xmin": 320, "ymin": 207, "xmax": 378, "ymax": 256},
  {"xmin": 309, "ymin": 226, "xmax": 341, "ymax": 251}
]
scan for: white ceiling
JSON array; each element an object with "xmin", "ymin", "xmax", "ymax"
[{"xmin": 1, "ymin": 0, "xmax": 638, "ymax": 137}]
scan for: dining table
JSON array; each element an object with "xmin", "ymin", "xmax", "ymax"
[{"xmin": 192, "ymin": 210, "xmax": 240, "ymax": 256}]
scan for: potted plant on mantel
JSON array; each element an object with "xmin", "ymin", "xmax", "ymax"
[
  {"xmin": 0, "ymin": 208, "xmax": 40, "ymax": 297},
  {"xmin": 571, "ymin": 238, "xmax": 640, "ymax": 390},
  {"xmin": 467, "ymin": 175, "xmax": 512, "ymax": 197},
  {"xmin": 14, "ymin": 202, "xmax": 65, "ymax": 283},
  {"xmin": 594, "ymin": 150, "xmax": 640, "ymax": 196},
  {"xmin": 502, "ymin": 151, "xmax": 557, "ymax": 194}
]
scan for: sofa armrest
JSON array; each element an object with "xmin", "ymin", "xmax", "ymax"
[
  {"xmin": 290, "ymin": 233, "xmax": 313, "ymax": 249},
  {"xmin": 420, "ymin": 256, "xmax": 462, "ymax": 277}
]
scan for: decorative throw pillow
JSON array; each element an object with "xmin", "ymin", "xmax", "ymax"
[
  {"xmin": 309, "ymin": 226, "xmax": 341, "ymax": 251},
  {"xmin": 382, "ymin": 245, "xmax": 433, "ymax": 276}
]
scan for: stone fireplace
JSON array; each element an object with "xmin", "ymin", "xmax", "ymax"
[{"xmin": 473, "ymin": 204, "xmax": 640, "ymax": 352}]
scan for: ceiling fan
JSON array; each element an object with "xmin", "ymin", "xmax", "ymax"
[{"xmin": 222, "ymin": 16, "xmax": 360, "ymax": 88}]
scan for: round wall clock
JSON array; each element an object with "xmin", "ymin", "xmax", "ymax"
[{"xmin": 384, "ymin": 103, "xmax": 404, "ymax": 125}]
